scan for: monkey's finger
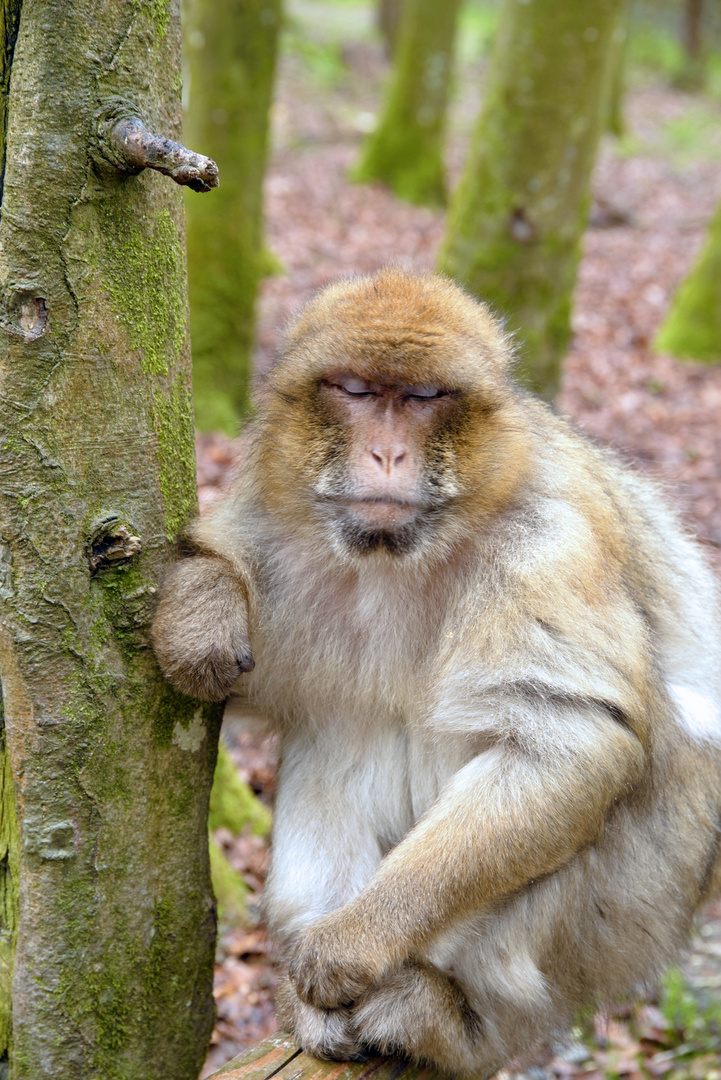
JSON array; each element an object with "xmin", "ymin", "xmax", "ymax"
[
  {"xmin": 235, "ymin": 650, "xmax": 255, "ymax": 674},
  {"xmin": 290, "ymin": 961, "xmax": 375, "ymax": 1010}
]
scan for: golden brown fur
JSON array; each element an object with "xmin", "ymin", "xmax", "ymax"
[{"xmin": 151, "ymin": 270, "xmax": 721, "ymax": 1077}]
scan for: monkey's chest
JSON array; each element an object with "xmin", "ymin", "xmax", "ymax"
[
  {"xmin": 276, "ymin": 719, "xmax": 473, "ymax": 852},
  {"xmin": 246, "ymin": 580, "xmax": 445, "ymax": 728}
]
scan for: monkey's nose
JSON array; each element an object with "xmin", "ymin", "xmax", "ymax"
[{"xmin": 370, "ymin": 446, "xmax": 407, "ymax": 474}]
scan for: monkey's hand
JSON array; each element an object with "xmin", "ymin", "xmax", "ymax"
[
  {"xmin": 151, "ymin": 555, "xmax": 254, "ymax": 702},
  {"xmin": 288, "ymin": 908, "xmax": 392, "ymax": 1010},
  {"xmin": 275, "ymin": 975, "xmax": 365, "ymax": 1062}
]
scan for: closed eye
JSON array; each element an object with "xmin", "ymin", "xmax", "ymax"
[
  {"xmin": 406, "ymin": 386, "xmax": 446, "ymax": 400},
  {"xmin": 324, "ymin": 376, "xmax": 378, "ymax": 396}
]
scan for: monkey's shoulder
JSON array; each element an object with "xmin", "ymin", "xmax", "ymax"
[
  {"xmin": 453, "ymin": 418, "xmax": 720, "ymax": 722},
  {"xmin": 516, "ymin": 407, "xmax": 713, "ymax": 605}
]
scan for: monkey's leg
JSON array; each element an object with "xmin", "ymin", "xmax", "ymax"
[
  {"xmin": 265, "ymin": 727, "xmax": 408, "ymax": 943},
  {"xmin": 418, "ymin": 802, "xmax": 710, "ymax": 1075},
  {"xmin": 288, "ymin": 704, "xmax": 646, "ymax": 1011},
  {"xmin": 275, "ymin": 975, "xmax": 364, "ymax": 1062},
  {"xmin": 351, "ymin": 959, "xmax": 499, "ymax": 1078}
]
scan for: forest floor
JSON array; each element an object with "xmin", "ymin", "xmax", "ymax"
[{"xmin": 198, "ymin": 7, "xmax": 721, "ymax": 1078}]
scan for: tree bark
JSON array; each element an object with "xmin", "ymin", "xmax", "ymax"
[
  {"xmin": 438, "ymin": 0, "xmax": 624, "ymax": 398},
  {"xmin": 654, "ymin": 197, "xmax": 721, "ymax": 365},
  {"xmin": 606, "ymin": 14, "xmax": 628, "ymax": 137},
  {"xmin": 673, "ymin": 0, "xmax": 705, "ymax": 91},
  {"xmin": 377, "ymin": 0, "xmax": 404, "ymax": 60},
  {"xmin": 0, "ymin": 2, "xmax": 222, "ymax": 1077},
  {"xmin": 183, "ymin": 0, "xmax": 282, "ymax": 434},
  {"xmin": 353, "ymin": 0, "xmax": 463, "ymax": 208}
]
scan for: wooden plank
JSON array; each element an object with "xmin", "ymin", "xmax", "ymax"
[
  {"xmin": 205, "ymin": 1035, "xmax": 441, "ymax": 1080},
  {"xmin": 271, "ymin": 1053, "xmax": 439, "ymax": 1080},
  {"xmin": 205, "ymin": 1033, "xmax": 301, "ymax": 1079}
]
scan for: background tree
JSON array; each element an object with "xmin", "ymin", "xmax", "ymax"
[
  {"xmin": 209, "ymin": 742, "xmax": 271, "ymax": 927},
  {"xmin": 439, "ymin": 0, "xmax": 625, "ymax": 397},
  {"xmin": 654, "ymin": 197, "xmax": 721, "ymax": 364},
  {"xmin": 607, "ymin": 12, "xmax": 629, "ymax": 137},
  {"xmin": 183, "ymin": 0, "xmax": 282, "ymax": 434},
  {"xmin": 377, "ymin": 0, "xmax": 404, "ymax": 59},
  {"xmin": 353, "ymin": 0, "xmax": 464, "ymax": 207},
  {"xmin": 0, "ymin": 2, "xmax": 223, "ymax": 1076},
  {"xmin": 675, "ymin": 0, "xmax": 705, "ymax": 90}
]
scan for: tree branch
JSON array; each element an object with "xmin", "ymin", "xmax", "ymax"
[{"xmin": 95, "ymin": 98, "xmax": 219, "ymax": 193}]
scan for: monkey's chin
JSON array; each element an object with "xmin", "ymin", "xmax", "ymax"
[
  {"xmin": 338, "ymin": 520, "xmax": 423, "ymax": 557},
  {"xmin": 331, "ymin": 502, "xmax": 435, "ymax": 558}
]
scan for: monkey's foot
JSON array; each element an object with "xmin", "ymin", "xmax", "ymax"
[
  {"xmin": 275, "ymin": 976, "xmax": 364, "ymax": 1061},
  {"xmin": 287, "ymin": 909, "xmax": 385, "ymax": 1009},
  {"xmin": 352, "ymin": 960, "xmax": 493, "ymax": 1077}
]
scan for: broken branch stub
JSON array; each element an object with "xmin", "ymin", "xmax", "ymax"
[{"xmin": 95, "ymin": 99, "xmax": 219, "ymax": 193}]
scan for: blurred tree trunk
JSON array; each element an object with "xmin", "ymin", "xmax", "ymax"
[
  {"xmin": 377, "ymin": 0, "xmax": 403, "ymax": 59},
  {"xmin": 607, "ymin": 13, "xmax": 629, "ymax": 136},
  {"xmin": 208, "ymin": 742, "xmax": 271, "ymax": 927},
  {"xmin": 438, "ymin": 0, "xmax": 624, "ymax": 398},
  {"xmin": 675, "ymin": 0, "xmax": 705, "ymax": 90},
  {"xmin": 0, "ymin": 2, "xmax": 223, "ymax": 1077},
  {"xmin": 654, "ymin": 198, "xmax": 721, "ymax": 364},
  {"xmin": 183, "ymin": 0, "xmax": 282, "ymax": 434},
  {"xmin": 354, "ymin": 0, "xmax": 463, "ymax": 207}
]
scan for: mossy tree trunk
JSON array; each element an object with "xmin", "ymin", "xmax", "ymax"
[
  {"xmin": 353, "ymin": 0, "xmax": 463, "ymax": 207},
  {"xmin": 606, "ymin": 11, "xmax": 628, "ymax": 137},
  {"xmin": 377, "ymin": 0, "xmax": 404, "ymax": 59},
  {"xmin": 654, "ymin": 198, "xmax": 721, "ymax": 364},
  {"xmin": 183, "ymin": 0, "xmax": 282, "ymax": 434},
  {"xmin": 438, "ymin": 0, "xmax": 624, "ymax": 398},
  {"xmin": 675, "ymin": 0, "xmax": 705, "ymax": 90},
  {"xmin": 0, "ymin": 2, "xmax": 223, "ymax": 1077}
]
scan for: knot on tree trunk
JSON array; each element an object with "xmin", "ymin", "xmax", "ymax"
[
  {"xmin": 0, "ymin": 290, "xmax": 49, "ymax": 342},
  {"xmin": 87, "ymin": 516, "xmax": 142, "ymax": 573},
  {"xmin": 94, "ymin": 98, "xmax": 219, "ymax": 193}
]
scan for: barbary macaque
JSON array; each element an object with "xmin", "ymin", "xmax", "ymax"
[{"xmin": 152, "ymin": 270, "xmax": 721, "ymax": 1077}]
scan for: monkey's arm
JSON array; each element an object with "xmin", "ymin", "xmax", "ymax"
[
  {"xmin": 151, "ymin": 554, "xmax": 254, "ymax": 701},
  {"xmin": 288, "ymin": 700, "xmax": 646, "ymax": 1008}
]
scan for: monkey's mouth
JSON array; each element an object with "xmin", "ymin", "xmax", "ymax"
[
  {"xmin": 320, "ymin": 496, "xmax": 443, "ymax": 557},
  {"xmin": 337, "ymin": 498, "xmax": 422, "ymax": 529}
]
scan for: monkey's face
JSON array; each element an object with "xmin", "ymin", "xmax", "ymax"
[
  {"xmin": 260, "ymin": 271, "xmax": 531, "ymax": 561},
  {"xmin": 309, "ymin": 372, "xmax": 462, "ymax": 557}
]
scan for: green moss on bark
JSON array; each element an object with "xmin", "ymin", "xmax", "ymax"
[
  {"xmin": 0, "ymin": 704, "xmax": 19, "ymax": 1062},
  {"xmin": 100, "ymin": 205, "xmax": 187, "ymax": 378},
  {"xmin": 0, "ymin": 3, "xmax": 22, "ymax": 1058},
  {"xmin": 183, "ymin": 0, "xmax": 281, "ymax": 433},
  {"xmin": 153, "ymin": 372, "xmax": 197, "ymax": 540},
  {"xmin": 50, "ymin": 877, "xmax": 215, "ymax": 1080},
  {"xmin": 93, "ymin": 560, "xmax": 155, "ymax": 664},
  {"xmin": 0, "ymin": 0, "xmax": 21, "ymax": 204},
  {"xmin": 439, "ymin": 0, "xmax": 625, "ymax": 397},
  {"xmin": 654, "ymin": 199, "xmax": 721, "ymax": 365},
  {"xmin": 0, "ymin": 2, "xmax": 222, "ymax": 1076},
  {"xmin": 353, "ymin": 0, "xmax": 462, "ymax": 207},
  {"xmin": 134, "ymin": 0, "xmax": 172, "ymax": 37}
]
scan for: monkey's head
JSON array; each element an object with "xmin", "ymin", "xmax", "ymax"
[{"xmin": 259, "ymin": 270, "xmax": 531, "ymax": 562}]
